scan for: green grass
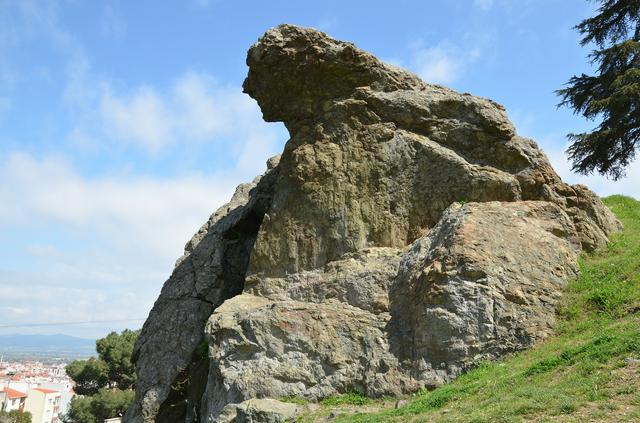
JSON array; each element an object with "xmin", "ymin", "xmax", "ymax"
[
  {"xmin": 320, "ymin": 392, "xmax": 372, "ymax": 406},
  {"xmin": 281, "ymin": 395, "xmax": 310, "ymax": 406},
  {"xmin": 559, "ymin": 196, "xmax": 640, "ymax": 322},
  {"xmin": 305, "ymin": 195, "xmax": 640, "ymax": 423}
]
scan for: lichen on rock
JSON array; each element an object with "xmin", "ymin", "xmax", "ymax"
[{"xmin": 125, "ymin": 24, "xmax": 621, "ymax": 423}]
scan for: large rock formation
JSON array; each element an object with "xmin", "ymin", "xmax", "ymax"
[
  {"xmin": 125, "ymin": 25, "xmax": 621, "ymax": 423},
  {"xmin": 126, "ymin": 164, "xmax": 278, "ymax": 423}
]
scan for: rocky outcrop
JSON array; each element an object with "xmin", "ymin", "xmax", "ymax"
[
  {"xmin": 198, "ymin": 202, "xmax": 582, "ymax": 419},
  {"xmin": 125, "ymin": 160, "xmax": 278, "ymax": 423},
  {"xmin": 389, "ymin": 201, "xmax": 582, "ymax": 381},
  {"xmin": 243, "ymin": 25, "xmax": 619, "ymax": 279},
  {"xmin": 125, "ymin": 25, "xmax": 621, "ymax": 423}
]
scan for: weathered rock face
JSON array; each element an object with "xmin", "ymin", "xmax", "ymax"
[
  {"xmin": 203, "ymin": 294, "xmax": 410, "ymax": 417},
  {"xmin": 217, "ymin": 398, "xmax": 302, "ymax": 423},
  {"xmin": 125, "ymin": 162, "xmax": 278, "ymax": 423},
  {"xmin": 125, "ymin": 25, "xmax": 621, "ymax": 423},
  {"xmin": 199, "ymin": 202, "xmax": 582, "ymax": 419},
  {"xmin": 389, "ymin": 201, "xmax": 582, "ymax": 382},
  {"xmin": 243, "ymin": 25, "xmax": 619, "ymax": 278}
]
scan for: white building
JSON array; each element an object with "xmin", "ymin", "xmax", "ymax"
[
  {"xmin": 38, "ymin": 382, "xmax": 73, "ymax": 416},
  {"xmin": 24, "ymin": 388, "xmax": 61, "ymax": 423},
  {"xmin": 0, "ymin": 387, "xmax": 27, "ymax": 412}
]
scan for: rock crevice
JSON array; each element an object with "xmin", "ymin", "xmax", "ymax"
[{"xmin": 125, "ymin": 163, "xmax": 278, "ymax": 423}]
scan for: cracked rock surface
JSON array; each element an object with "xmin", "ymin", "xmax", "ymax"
[{"xmin": 125, "ymin": 25, "xmax": 621, "ymax": 423}]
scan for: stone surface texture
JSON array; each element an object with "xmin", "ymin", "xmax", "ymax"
[
  {"xmin": 125, "ymin": 163, "xmax": 278, "ymax": 423},
  {"xmin": 125, "ymin": 25, "xmax": 621, "ymax": 423},
  {"xmin": 217, "ymin": 399, "xmax": 301, "ymax": 423},
  {"xmin": 389, "ymin": 201, "xmax": 582, "ymax": 383}
]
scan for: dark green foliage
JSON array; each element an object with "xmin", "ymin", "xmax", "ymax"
[
  {"xmin": 558, "ymin": 0, "xmax": 640, "ymax": 179},
  {"xmin": 194, "ymin": 338, "xmax": 209, "ymax": 361},
  {"xmin": 96, "ymin": 329, "xmax": 139, "ymax": 390},
  {"xmin": 65, "ymin": 357, "xmax": 109, "ymax": 396},
  {"xmin": 88, "ymin": 389, "xmax": 134, "ymax": 422},
  {"xmin": 66, "ymin": 389, "xmax": 134, "ymax": 423},
  {"xmin": 575, "ymin": 0, "xmax": 640, "ymax": 46},
  {"xmin": 65, "ymin": 397, "xmax": 95, "ymax": 423},
  {"xmin": 66, "ymin": 329, "xmax": 139, "ymax": 394},
  {"xmin": 0, "ymin": 410, "xmax": 32, "ymax": 423},
  {"xmin": 65, "ymin": 329, "xmax": 139, "ymax": 422}
]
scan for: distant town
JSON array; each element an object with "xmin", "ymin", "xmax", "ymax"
[
  {"xmin": 0, "ymin": 357, "xmax": 120, "ymax": 423},
  {"xmin": 0, "ymin": 357, "xmax": 71, "ymax": 423}
]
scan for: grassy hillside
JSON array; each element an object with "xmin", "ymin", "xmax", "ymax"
[{"xmin": 298, "ymin": 195, "xmax": 640, "ymax": 423}]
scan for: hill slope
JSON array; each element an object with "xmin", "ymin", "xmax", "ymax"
[{"xmin": 298, "ymin": 195, "xmax": 640, "ymax": 422}]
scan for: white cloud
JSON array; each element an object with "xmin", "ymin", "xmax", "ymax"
[
  {"xmin": 0, "ymin": 66, "xmax": 286, "ymax": 336},
  {"xmin": 404, "ymin": 32, "xmax": 494, "ymax": 86},
  {"xmin": 71, "ymin": 69, "xmax": 286, "ymax": 176},
  {"xmin": 0, "ymin": 152, "xmax": 245, "ymax": 261},
  {"xmin": 101, "ymin": 85, "xmax": 174, "ymax": 152},
  {"xmin": 99, "ymin": 72, "xmax": 280, "ymax": 160},
  {"xmin": 412, "ymin": 44, "xmax": 462, "ymax": 85},
  {"xmin": 173, "ymin": 72, "xmax": 247, "ymax": 137},
  {"xmin": 0, "ymin": 2, "xmax": 285, "ymax": 335},
  {"xmin": 0, "ymin": 269, "xmax": 151, "ymax": 338},
  {"xmin": 0, "ymin": 151, "xmax": 261, "ymax": 337},
  {"xmin": 0, "ymin": 1, "xmax": 292, "ymax": 338}
]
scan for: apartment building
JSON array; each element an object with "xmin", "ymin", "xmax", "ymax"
[
  {"xmin": 24, "ymin": 388, "xmax": 61, "ymax": 423},
  {"xmin": 0, "ymin": 387, "xmax": 27, "ymax": 412}
]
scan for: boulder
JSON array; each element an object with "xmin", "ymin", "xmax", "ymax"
[
  {"xmin": 389, "ymin": 201, "xmax": 582, "ymax": 382},
  {"xmin": 217, "ymin": 398, "xmax": 301, "ymax": 423},
  {"xmin": 125, "ymin": 25, "xmax": 621, "ymax": 423},
  {"xmin": 202, "ymin": 294, "xmax": 414, "ymax": 418}
]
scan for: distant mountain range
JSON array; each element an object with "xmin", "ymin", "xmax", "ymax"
[{"xmin": 0, "ymin": 334, "xmax": 96, "ymax": 360}]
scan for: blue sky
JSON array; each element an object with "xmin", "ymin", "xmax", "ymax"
[{"xmin": 0, "ymin": 0, "xmax": 638, "ymax": 339}]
